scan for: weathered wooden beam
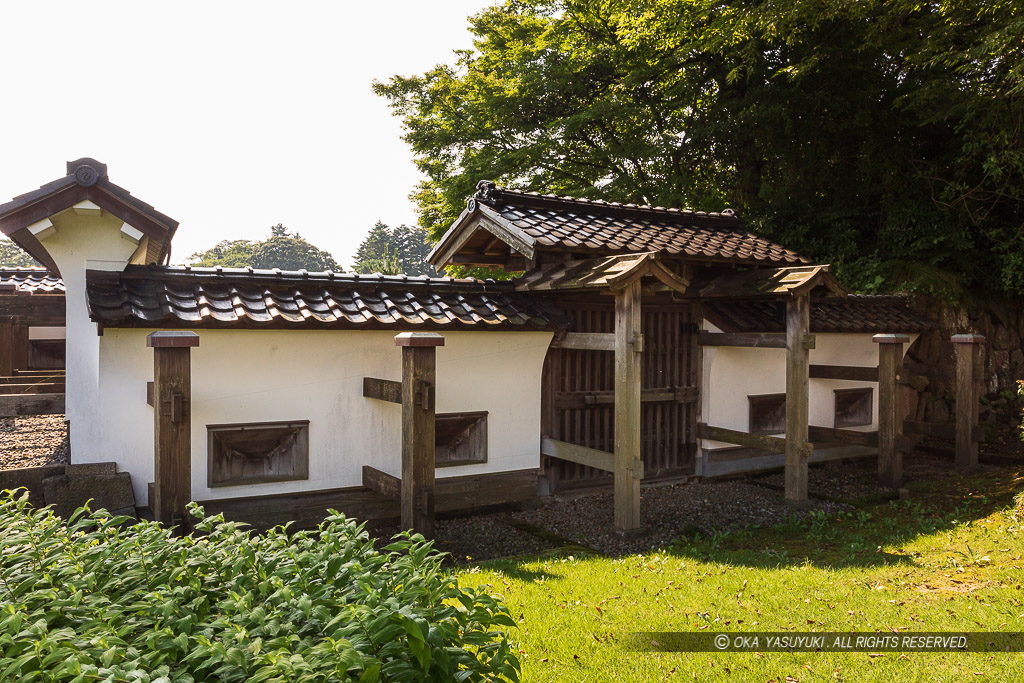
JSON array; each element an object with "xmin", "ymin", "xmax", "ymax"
[
  {"xmin": 874, "ymin": 334, "xmax": 909, "ymax": 488},
  {"xmin": 362, "ymin": 377, "xmax": 403, "ymax": 404},
  {"xmin": 703, "ymin": 444, "xmax": 876, "ymax": 477},
  {"xmin": 809, "ymin": 364, "xmax": 879, "ymax": 382},
  {"xmin": 699, "ymin": 332, "xmax": 787, "ymax": 348},
  {"xmin": 0, "ymin": 373, "xmax": 63, "ymax": 384},
  {"xmin": 550, "ymin": 332, "xmax": 617, "ymax": 352},
  {"xmin": 396, "ymin": 331, "xmax": 444, "ymax": 538},
  {"xmin": 554, "ymin": 385, "xmax": 698, "ymax": 409},
  {"xmin": 149, "ymin": 331, "xmax": 198, "ymax": 530},
  {"xmin": 362, "ymin": 465, "xmax": 401, "ymax": 499},
  {"xmin": 0, "ymin": 392, "xmax": 64, "ymax": 417},
  {"xmin": 0, "ymin": 296, "xmax": 65, "ymax": 319},
  {"xmin": 807, "ymin": 425, "xmax": 879, "ymax": 448},
  {"xmin": 785, "ymin": 294, "xmax": 811, "ymax": 503},
  {"xmin": 0, "ymin": 382, "xmax": 65, "ymax": 395},
  {"xmin": 540, "ymin": 437, "xmax": 617, "ymax": 474},
  {"xmin": 953, "ymin": 334, "xmax": 985, "ymax": 472},
  {"xmin": 697, "ymin": 422, "xmax": 790, "ymax": 452},
  {"xmin": 614, "ymin": 280, "xmax": 643, "ymax": 533}
]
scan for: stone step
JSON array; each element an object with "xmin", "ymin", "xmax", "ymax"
[
  {"xmin": 42, "ymin": 472, "xmax": 136, "ymax": 520},
  {"xmin": 65, "ymin": 462, "xmax": 117, "ymax": 477}
]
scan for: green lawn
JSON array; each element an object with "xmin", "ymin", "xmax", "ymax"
[{"xmin": 461, "ymin": 466, "xmax": 1024, "ymax": 681}]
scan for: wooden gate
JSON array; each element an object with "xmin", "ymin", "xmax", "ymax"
[{"xmin": 541, "ymin": 301, "xmax": 700, "ymax": 490}]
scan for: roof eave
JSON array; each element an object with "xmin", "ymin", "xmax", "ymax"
[{"xmin": 428, "ymin": 203, "xmax": 537, "ymax": 270}]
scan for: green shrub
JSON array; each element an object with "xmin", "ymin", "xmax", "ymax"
[{"xmin": 0, "ymin": 491, "xmax": 520, "ymax": 682}]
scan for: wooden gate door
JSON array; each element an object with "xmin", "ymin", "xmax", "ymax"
[{"xmin": 541, "ymin": 301, "xmax": 700, "ymax": 491}]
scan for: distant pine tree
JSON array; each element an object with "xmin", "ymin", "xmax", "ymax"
[{"xmin": 353, "ymin": 222, "xmax": 437, "ymax": 276}]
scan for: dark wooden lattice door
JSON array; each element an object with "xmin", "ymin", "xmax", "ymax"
[{"xmin": 541, "ymin": 301, "xmax": 700, "ymax": 490}]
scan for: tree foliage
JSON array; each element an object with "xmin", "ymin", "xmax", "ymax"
[
  {"xmin": 189, "ymin": 224, "xmax": 343, "ymax": 272},
  {"xmin": 352, "ymin": 221, "xmax": 438, "ymax": 276},
  {"xmin": 375, "ymin": 0, "xmax": 1023, "ymax": 297},
  {"xmin": 0, "ymin": 492, "xmax": 521, "ymax": 682},
  {"xmin": 0, "ymin": 238, "xmax": 39, "ymax": 268}
]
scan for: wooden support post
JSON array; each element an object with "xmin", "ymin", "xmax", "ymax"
[
  {"xmin": 614, "ymin": 280, "xmax": 643, "ymax": 533},
  {"xmin": 0, "ymin": 321, "xmax": 29, "ymax": 375},
  {"xmin": 0, "ymin": 320, "xmax": 13, "ymax": 376},
  {"xmin": 873, "ymin": 334, "xmax": 910, "ymax": 488},
  {"xmin": 952, "ymin": 334, "xmax": 985, "ymax": 472},
  {"xmin": 396, "ymin": 332, "xmax": 444, "ymax": 538},
  {"xmin": 148, "ymin": 331, "xmax": 199, "ymax": 529},
  {"xmin": 785, "ymin": 294, "xmax": 812, "ymax": 503}
]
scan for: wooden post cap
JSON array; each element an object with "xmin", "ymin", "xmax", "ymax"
[
  {"xmin": 147, "ymin": 331, "xmax": 200, "ymax": 348},
  {"xmin": 394, "ymin": 332, "xmax": 445, "ymax": 347},
  {"xmin": 951, "ymin": 333, "xmax": 986, "ymax": 344},
  {"xmin": 872, "ymin": 334, "xmax": 911, "ymax": 344}
]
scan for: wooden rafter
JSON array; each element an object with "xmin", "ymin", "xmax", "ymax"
[{"xmin": 515, "ymin": 251, "xmax": 690, "ymax": 295}]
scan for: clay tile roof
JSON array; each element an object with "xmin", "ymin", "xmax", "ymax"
[
  {"xmin": 86, "ymin": 265, "xmax": 568, "ymax": 331},
  {"xmin": 0, "ymin": 159, "xmax": 179, "ymax": 273},
  {"xmin": 705, "ymin": 295, "xmax": 936, "ymax": 334},
  {"xmin": 448, "ymin": 181, "xmax": 806, "ymax": 267},
  {"xmin": 0, "ymin": 268, "xmax": 64, "ymax": 294}
]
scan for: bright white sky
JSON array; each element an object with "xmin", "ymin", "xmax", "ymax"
[{"xmin": 0, "ymin": 1, "xmax": 489, "ymax": 268}]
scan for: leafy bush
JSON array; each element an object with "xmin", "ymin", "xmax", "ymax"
[{"xmin": 0, "ymin": 492, "xmax": 520, "ymax": 682}]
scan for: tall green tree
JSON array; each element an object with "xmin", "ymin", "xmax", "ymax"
[
  {"xmin": 353, "ymin": 221, "xmax": 438, "ymax": 276},
  {"xmin": 374, "ymin": 0, "xmax": 1023, "ymax": 297},
  {"xmin": 189, "ymin": 224, "xmax": 342, "ymax": 272},
  {"xmin": 0, "ymin": 238, "xmax": 39, "ymax": 268}
]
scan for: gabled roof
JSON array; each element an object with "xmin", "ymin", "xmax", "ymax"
[
  {"xmin": 429, "ymin": 181, "xmax": 807, "ymax": 269},
  {"xmin": 514, "ymin": 251, "xmax": 690, "ymax": 293},
  {"xmin": 0, "ymin": 159, "xmax": 178, "ymax": 274},
  {"xmin": 0, "ymin": 268, "xmax": 64, "ymax": 295},
  {"xmin": 86, "ymin": 265, "xmax": 567, "ymax": 331},
  {"xmin": 704, "ymin": 295, "xmax": 936, "ymax": 334}
]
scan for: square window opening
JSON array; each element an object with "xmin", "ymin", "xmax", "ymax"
[
  {"xmin": 749, "ymin": 394, "xmax": 786, "ymax": 435},
  {"xmin": 435, "ymin": 411, "xmax": 487, "ymax": 467},
  {"xmin": 208, "ymin": 420, "xmax": 309, "ymax": 487},
  {"xmin": 834, "ymin": 388, "xmax": 873, "ymax": 428}
]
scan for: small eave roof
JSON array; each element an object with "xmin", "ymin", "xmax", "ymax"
[{"xmin": 0, "ymin": 159, "xmax": 178, "ymax": 274}]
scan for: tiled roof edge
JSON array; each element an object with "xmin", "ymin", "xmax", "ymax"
[
  {"xmin": 105, "ymin": 264, "xmax": 519, "ymax": 291},
  {"xmin": 473, "ymin": 180, "xmax": 742, "ymax": 227}
]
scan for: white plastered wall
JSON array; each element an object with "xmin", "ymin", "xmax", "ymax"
[
  {"xmin": 30, "ymin": 209, "xmax": 147, "ymax": 455},
  {"xmin": 701, "ymin": 321, "xmax": 918, "ymax": 451},
  {"xmin": 90, "ymin": 328, "xmax": 552, "ymax": 505}
]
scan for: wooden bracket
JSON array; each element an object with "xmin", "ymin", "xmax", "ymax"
[
  {"xmin": 627, "ymin": 457, "xmax": 645, "ymax": 479},
  {"xmin": 416, "ymin": 380, "xmax": 434, "ymax": 410},
  {"xmin": 630, "ymin": 332, "xmax": 644, "ymax": 353},
  {"xmin": 801, "ymin": 334, "xmax": 816, "ymax": 350},
  {"xmin": 161, "ymin": 389, "xmax": 187, "ymax": 423},
  {"xmin": 420, "ymin": 490, "xmax": 434, "ymax": 516}
]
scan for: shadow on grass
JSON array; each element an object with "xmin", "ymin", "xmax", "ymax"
[{"xmin": 660, "ymin": 465, "xmax": 1023, "ymax": 571}]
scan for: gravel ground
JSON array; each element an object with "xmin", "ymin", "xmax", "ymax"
[
  {"xmin": 510, "ymin": 479, "xmax": 852, "ymax": 556},
  {"xmin": 376, "ymin": 452, "xmax": 1011, "ymax": 562},
  {"xmin": 368, "ymin": 515, "xmax": 561, "ymax": 564},
  {"xmin": 759, "ymin": 451, "xmax": 994, "ymax": 501},
  {"xmin": 0, "ymin": 415, "xmax": 68, "ymax": 470}
]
